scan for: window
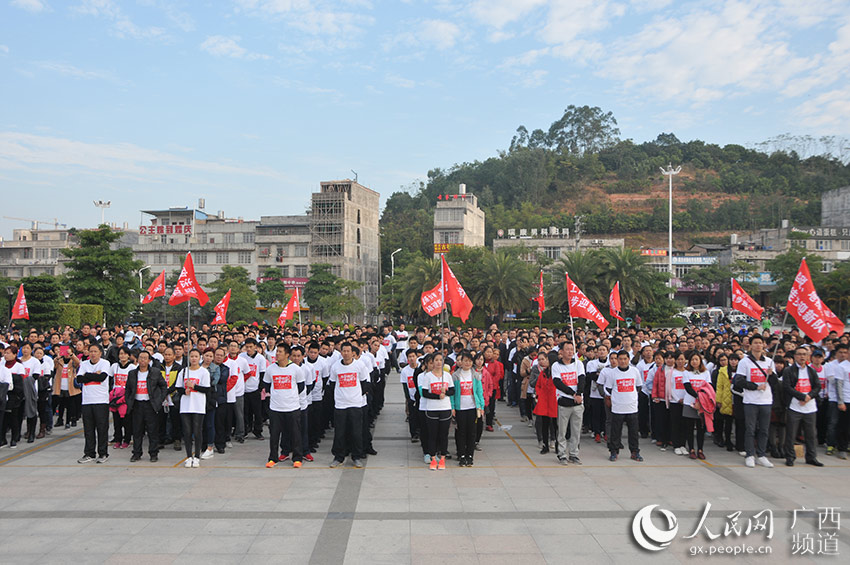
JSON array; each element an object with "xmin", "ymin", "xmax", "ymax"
[
  {"xmin": 216, "ymin": 252, "xmax": 229, "ymax": 264},
  {"xmin": 174, "ymin": 253, "xmax": 183, "ymax": 264},
  {"xmin": 543, "ymin": 246, "xmax": 561, "ymax": 260},
  {"xmin": 35, "ymin": 247, "xmax": 49, "ymax": 259},
  {"xmin": 195, "ymin": 252, "xmax": 207, "ymax": 264},
  {"xmin": 238, "ymin": 251, "xmax": 252, "ymax": 264},
  {"xmin": 356, "ymin": 229, "xmax": 361, "ymax": 244},
  {"xmin": 196, "ymin": 273, "xmax": 207, "ymax": 283},
  {"xmin": 50, "ymin": 248, "xmax": 60, "ymax": 259},
  {"xmin": 199, "ymin": 233, "xmax": 208, "ymax": 244},
  {"xmin": 244, "ymin": 232, "xmax": 255, "ymax": 243},
  {"xmin": 841, "ymin": 239, "xmax": 850, "ymax": 250},
  {"xmin": 278, "ymin": 265, "xmax": 289, "ymax": 277},
  {"xmin": 276, "ymin": 245, "xmax": 288, "ymax": 257},
  {"xmin": 821, "ymin": 262, "xmax": 833, "ymax": 273},
  {"xmin": 223, "ymin": 233, "xmax": 235, "ymax": 244},
  {"xmin": 156, "ymin": 253, "xmax": 168, "ymax": 264},
  {"xmin": 294, "ymin": 244, "xmax": 308, "ymax": 257},
  {"xmin": 357, "ymin": 209, "xmax": 361, "ymax": 224},
  {"xmin": 294, "ymin": 265, "xmax": 308, "ymax": 278},
  {"xmin": 435, "ymin": 208, "xmax": 464, "ymax": 223},
  {"xmin": 816, "ymin": 240, "xmax": 832, "ymax": 251},
  {"xmin": 438, "ymin": 231, "xmax": 460, "ymax": 244}
]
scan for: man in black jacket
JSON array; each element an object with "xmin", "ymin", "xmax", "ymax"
[
  {"xmin": 783, "ymin": 347, "xmax": 824, "ymax": 467},
  {"xmin": 126, "ymin": 351, "xmax": 168, "ymax": 462}
]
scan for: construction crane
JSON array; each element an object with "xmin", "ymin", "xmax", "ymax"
[{"xmin": 3, "ymin": 216, "xmax": 68, "ymax": 230}]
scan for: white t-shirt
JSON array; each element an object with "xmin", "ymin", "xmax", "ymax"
[
  {"xmin": 837, "ymin": 360, "xmax": 850, "ymax": 404},
  {"xmin": 419, "ymin": 370, "xmax": 453, "ymax": 411},
  {"xmin": 789, "ymin": 365, "xmax": 817, "ymax": 415},
  {"xmin": 608, "ymin": 365, "xmax": 643, "ymax": 415},
  {"xmin": 455, "ymin": 369, "xmax": 476, "ymax": 410},
  {"xmin": 109, "ymin": 362, "xmax": 136, "ymax": 389},
  {"xmin": 177, "ymin": 367, "xmax": 210, "ymax": 414},
  {"xmin": 670, "ymin": 369, "xmax": 687, "ymax": 403},
  {"xmin": 264, "ymin": 362, "xmax": 304, "ymax": 413},
  {"xmin": 135, "ymin": 370, "xmax": 150, "ymax": 401},
  {"xmin": 380, "ymin": 334, "xmax": 396, "ymax": 355},
  {"xmin": 811, "ymin": 365, "xmax": 827, "ymax": 400},
  {"xmin": 0, "ymin": 365, "xmax": 13, "ymax": 391},
  {"xmin": 40, "ymin": 355, "xmax": 55, "ymax": 386},
  {"xmin": 20, "ymin": 357, "xmax": 41, "ymax": 394},
  {"xmin": 78, "ymin": 358, "xmax": 111, "ymax": 405},
  {"xmin": 825, "ymin": 360, "xmax": 840, "ymax": 401},
  {"xmin": 395, "ymin": 331, "xmax": 409, "ymax": 351},
  {"xmin": 224, "ymin": 356, "xmax": 250, "ymax": 398},
  {"xmin": 58, "ymin": 361, "xmax": 71, "ymax": 391},
  {"xmin": 329, "ymin": 359, "xmax": 369, "ymax": 410},
  {"xmin": 735, "ymin": 355, "xmax": 775, "ymax": 406},
  {"xmin": 636, "ymin": 359, "xmax": 656, "ymax": 396},
  {"xmin": 683, "ymin": 370, "xmax": 710, "ymax": 408},
  {"xmin": 296, "ymin": 362, "xmax": 311, "ymax": 410},
  {"xmin": 239, "ymin": 352, "xmax": 267, "ymax": 394},
  {"xmin": 586, "ymin": 359, "xmax": 605, "ymax": 399},
  {"xmin": 551, "ymin": 359, "xmax": 585, "ymax": 401},
  {"xmin": 597, "ymin": 364, "xmax": 616, "ymax": 397},
  {"xmin": 304, "ymin": 356, "xmax": 326, "ymax": 402},
  {"xmin": 400, "ymin": 365, "xmax": 418, "ymax": 400}
]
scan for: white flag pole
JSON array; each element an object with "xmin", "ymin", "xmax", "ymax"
[{"xmin": 296, "ymin": 287, "xmax": 302, "ymax": 329}]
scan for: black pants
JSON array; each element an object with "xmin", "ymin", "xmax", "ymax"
[
  {"xmin": 82, "ymin": 403, "xmax": 109, "ymax": 458},
  {"xmin": 536, "ymin": 416, "xmax": 557, "ymax": 445},
  {"xmin": 131, "ymin": 401, "xmax": 160, "ymax": 457},
  {"xmin": 588, "ymin": 397, "xmax": 605, "ymax": 435},
  {"xmin": 638, "ymin": 392, "xmax": 651, "ymax": 437},
  {"xmin": 269, "ymin": 409, "xmax": 302, "ymax": 462},
  {"xmin": 425, "ymin": 410, "xmax": 451, "ymax": 457},
  {"xmin": 608, "ymin": 411, "xmax": 640, "ymax": 455},
  {"xmin": 836, "ymin": 406, "xmax": 850, "ymax": 452},
  {"xmin": 112, "ymin": 413, "xmax": 131, "ymax": 444},
  {"xmin": 683, "ymin": 416, "xmax": 704, "ymax": 452},
  {"xmin": 717, "ymin": 413, "xmax": 733, "ymax": 448},
  {"xmin": 652, "ymin": 402, "xmax": 671, "ymax": 445},
  {"xmin": 243, "ymin": 389, "xmax": 263, "ymax": 438},
  {"xmin": 669, "ymin": 403, "xmax": 684, "ymax": 449},
  {"xmin": 54, "ymin": 393, "xmax": 79, "ymax": 424},
  {"xmin": 308, "ymin": 402, "xmax": 321, "ymax": 447},
  {"xmin": 361, "ymin": 394, "xmax": 374, "ymax": 451},
  {"xmin": 332, "ymin": 407, "xmax": 363, "ymax": 461},
  {"xmin": 817, "ymin": 399, "xmax": 829, "ymax": 445},
  {"xmin": 181, "ymin": 413, "xmax": 204, "ymax": 459},
  {"xmin": 733, "ymin": 395, "xmax": 746, "ymax": 451},
  {"xmin": 455, "ymin": 408, "xmax": 476, "ymax": 459},
  {"xmin": 475, "ymin": 412, "xmax": 483, "ymax": 443},
  {"xmin": 215, "ymin": 402, "xmax": 234, "ymax": 450},
  {"xmin": 785, "ymin": 410, "xmax": 817, "ymax": 463},
  {"xmin": 485, "ymin": 391, "xmax": 496, "ymax": 426},
  {"xmin": 403, "ymin": 385, "xmax": 419, "ymax": 438}
]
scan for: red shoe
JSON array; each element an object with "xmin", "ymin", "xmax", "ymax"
[
  {"xmin": 278, "ymin": 454, "xmax": 290, "ymax": 462},
  {"xmin": 486, "ymin": 425, "xmax": 494, "ymax": 432},
  {"xmin": 437, "ymin": 456, "xmax": 446, "ymax": 470},
  {"xmin": 303, "ymin": 453, "xmax": 314, "ymax": 462},
  {"xmin": 429, "ymin": 457, "xmax": 438, "ymax": 470},
  {"xmin": 689, "ymin": 450, "xmax": 697, "ymax": 460},
  {"xmin": 594, "ymin": 434, "xmax": 601, "ymax": 443}
]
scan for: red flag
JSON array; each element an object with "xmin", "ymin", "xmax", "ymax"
[
  {"xmin": 534, "ymin": 271, "xmax": 545, "ymax": 320},
  {"xmin": 566, "ymin": 273, "xmax": 609, "ymax": 330},
  {"xmin": 441, "ymin": 255, "xmax": 473, "ymax": 323},
  {"xmin": 731, "ymin": 278, "xmax": 764, "ymax": 320},
  {"xmin": 212, "ymin": 289, "xmax": 231, "ymax": 325},
  {"xmin": 420, "ymin": 282, "xmax": 443, "ymax": 317},
  {"xmin": 11, "ymin": 284, "xmax": 28, "ymax": 320},
  {"xmin": 168, "ymin": 252, "xmax": 209, "ymax": 306},
  {"xmin": 816, "ymin": 297, "xmax": 844, "ymax": 334},
  {"xmin": 609, "ymin": 281, "xmax": 624, "ymax": 321},
  {"xmin": 786, "ymin": 258, "xmax": 830, "ymax": 341},
  {"xmin": 142, "ymin": 270, "xmax": 166, "ymax": 304},
  {"xmin": 278, "ymin": 289, "xmax": 300, "ymax": 326}
]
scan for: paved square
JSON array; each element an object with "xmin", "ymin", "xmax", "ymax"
[{"xmin": 2, "ymin": 373, "xmax": 849, "ymax": 564}]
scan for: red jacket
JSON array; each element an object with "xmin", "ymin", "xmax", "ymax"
[
  {"xmin": 484, "ymin": 360, "xmax": 504, "ymax": 400},
  {"xmin": 694, "ymin": 382, "xmax": 716, "ymax": 433},
  {"xmin": 533, "ymin": 368, "xmax": 558, "ymax": 418}
]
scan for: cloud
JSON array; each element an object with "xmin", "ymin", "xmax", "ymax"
[
  {"xmin": 469, "ymin": 0, "xmax": 546, "ymax": 29},
  {"xmin": 385, "ymin": 73, "xmax": 415, "ymax": 89},
  {"xmin": 34, "ymin": 61, "xmax": 116, "ymax": 81},
  {"xmin": 200, "ymin": 35, "xmax": 270, "ymax": 60},
  {"xmin": 74, "ymin": 0, "xmax": 168, "ymax": 41},
  {"xmin": 10, "ymin": 0, "xmax": 47, "ymax": 12},
  {"xmin": 389, "ymin": 18, "xmax": 462, "ymax": 52}
]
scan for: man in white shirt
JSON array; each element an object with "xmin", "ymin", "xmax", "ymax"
[
  {"xmin": 263, "ymin": 343, "xmax": 305, "ymax": 468},
  {"xmin": 783, "ymin": 347, "xmax": 823, "ymax": 467},
  {"xmin": 551, "ymin": 343, "xmax": 585, "ymax": 465},
  {"xmin": 224, "ymin": 340, "xmax": 251, "ymax": 443},
  {"xmin": 734, "ymin": 335, "xmax": 775, "ymax": 468},
  {"xmin": 239, "ymin": 338, "xmax": 267, "ymax": 441},
  {"xmin": 605, "ymin": 350, "xmax": 644, "ymax": 462},
  {"xmin": 76, "ymin": 343, "xmax": 112, "ymax": 464},
  {"xmin": 328, "ymin": 342, "xmax": 371, "ymax": 468}
]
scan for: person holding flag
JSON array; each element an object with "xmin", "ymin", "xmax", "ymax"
[{"xmin": 609, "ymin": 282, "xmax": 624, "ymax": 329}]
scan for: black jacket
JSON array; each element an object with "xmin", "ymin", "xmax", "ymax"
[
  {"xmin": 125, "ymin": 366, "xmax": 168, "ymax": 413},
  {"xmin": 782, "ymin": 365, "xmax": 821, "ymax": 408}
]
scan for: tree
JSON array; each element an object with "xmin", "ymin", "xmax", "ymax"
[
  {"xmin": 396, "ymin": 256, "xmax": 441, "ymax": 316},
  {"xmin": 547, "ymin": 250, "xmax": 603, "ymax": 311},
  {"xmin": 303, "ymin": 263, "xmax": 340, "ymax": 320},
  {"xmin": 257, "ymin": 267, "xmax": 289, "ymax": 308},
  {"xmin": 598, "ymin": 248, "xmax": 664, "ymax": 309},
  {"xmin": 470, "ymin": 251, "xmax": 534, "ymax": 320},
  {"xmin": 680, "ymin": 261, "xmax": 758, "ymax": 305},
  {"xmin": 62, "ymin": 225, "xmax": 143, "ymax": 325},
  {"xmin": 821, "ymin": 262, "xmax": 850, "ymax": 322},
  {"xmin": 0, "ymin": 275, "xmax": 17, "ymax": 327},
  {"xmin": 20, "ymin": 274, "xmax": 63, "ymax": 329},
  {"xmin": 202, "ymin": 265, "xmax": 257, "ymax": 323},
  {"xmin": 320, "ymin": 279, "xmax": 364, "ymax": 322},
  {"xmin": 765, "ymin": 249, "xmax": 824, "ymax": 304},
  {"xmin": 547, "ymin": 105, "xmax": 621, "ymax": 155}
]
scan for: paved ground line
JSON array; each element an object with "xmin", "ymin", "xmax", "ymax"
[
  {"xmin": 496, "ymin": 417, "xmax": 537, "ymax": 468},
  {"xmin": 0, "ymin": 429, "xmax": 83, "ymax": 466}
]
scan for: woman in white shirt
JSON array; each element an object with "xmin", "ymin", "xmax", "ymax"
[
  {"xmin": 683, "ymin": 352, "xmax": 712, "ymax": 460},
  {"xmin": 108, "ymin": 346, "xmax": 136, "ymax": 449},
  {"xmin": 177, "ymin": 349, "xmax": 211, "ymax": 468},
  {"xmin": 669, "ymin": 351, "xmax": 688, "ymax": 456},
  {"xmin": 419, "ymin": 353, "xmax": 455, "ymax": 470}
]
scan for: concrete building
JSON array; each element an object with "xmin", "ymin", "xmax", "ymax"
[
  {"xmin": 432, "ymin": 184, "xmax": 486, "ymax": 254},
  {"xmin": 493, "ymin": 229, "xmax": 624, "ymax": 263},
  {"xmin": 310, "ymin": 180, "xmax": 381, "ymax": 315},
  {"xmin": 822, "ymin": 186, "xmax": 850, "ymax": 228},
  {"xmin": 255, "ymin": 215, "xmax": 312, "ymax": 287}
]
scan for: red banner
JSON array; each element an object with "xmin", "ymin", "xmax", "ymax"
[
  {"xmin": 609, "ymin": 281, "xmax": 624, "ymax": 321},
  {"xmin": 786, "ymin": 258, "xmax": 829, "ymax": 341},
  {"xmin": 566, "ymin": 273, "xmax": 608, "ymax": 330},
  {"xmin": 11, "ymin": 284, "xmax": 28, "ymax": 320},
  {"xmin": 212, "ymin": 289, "xmax": 231, "ymax": 325},
  {"xmin": 168, "ymin": 253, "xmax": 209, "ymax": 306},
  {"xmin": 441, "ymin": 255, "xmax": 473, "ymax": 323},
  {"xmin": 420, "ymin": 282, "xmax": 443, "ymax": 317},
  {"xmin": 731, "ymin": 278, "xmax": 764, "ymax": 320},
  {"xmin": 534, "ymin": 270, "xmax": 545, "ymax": 320},
  {"xmin": 816, "ymin": 296, "xmax": 845, "ymax": 334},
  {"xmin": 142, "ymin": 270, "xmax": 166, "ymax": 304},
  {"xmin": 278, "ymin": 289, "xmax": 300, "ymax": 326}
]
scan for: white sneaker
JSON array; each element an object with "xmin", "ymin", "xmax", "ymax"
[
  {"xmin": 184, "ymin": 458, "xmax": 193, "ymax": 468},
  {"xmin": 424, "ymin": 454, "xmax": 431, "ymax": 464},
  {"xmin": 674, "ymin": 447, "xmax": 684, "ymax": 456},
  {"xmin": 745, "ymin": 456, "xmax": 755, "ymax": 468},
  {"xmin": 226, "ymin": 441, "xmax": 233, "ymax": 448},
  {"xmin": 756, "ymin": 456, "xmax": 774, "ymax": 468},
  {"xmin": 738, "ymin": 451, "xmax": 747, "ymax": 457},
  {"xmin": 192, "ymin": 457, "xmax": 200, "ymax": 468},
  {"xmin": 201, "ymin": 448, "xmax": 214, "ymax": 460}
]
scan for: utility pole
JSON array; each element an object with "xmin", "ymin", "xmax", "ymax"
[
  {"xmin": 93, "ymin": 200, "xmax": 111, "ymax": 226},
  {"xmin": 660, "ymin": 164, "xmax": 682, "ymax": 299}
]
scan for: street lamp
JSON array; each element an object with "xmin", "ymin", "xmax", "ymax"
[
  {"xmin": 62, "ymin": 289, "xmax": 70, "ymax": 302},
  {"xmin": 660, "ymin": 163, "xmax": 682, "ymax": 298},
  {"xmin": 138, "ymin": 265, "xmax": 151, "ymax": 300},
  {"xmin": 6, "ymin": 285, "xmax": 15, "ymax": 326},
  {"xmin": 93, "ymin": 200, "xmax": 111, "ymax": 226},
  {"xmin": 390, "ymin": 248, "xmax": 402, "ymax": 279}
]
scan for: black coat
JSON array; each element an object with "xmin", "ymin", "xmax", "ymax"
[
  {"xmin": 125, "ymin": 366, "xmax": 168, "ymax": 414},
  {"xmin": 782, "ymin": 365, "xmax": 821, "ymax": 407}
]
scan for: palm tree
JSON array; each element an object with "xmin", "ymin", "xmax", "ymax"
[
  {"xmin": 598, "ymin": 247, "xmax": 661, "ymax": 309},
  {"xmin": 470, "ymin": 251, "xmax": 535, "ymax": 320},
  {"xmin": 548, "ymin": 250, "xmax": 604, "ymax": 310},
  {"xmin": 397, "ymin": 256, "xmax": 441, "ymax": 316}
]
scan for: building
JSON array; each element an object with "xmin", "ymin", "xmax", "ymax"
[
  {"xmin": 433, "ymin": 184, "xmax": 485, "ymax": 254},
  {"xmin": 310, "ymin": 180, "xmax": 381, "ymax": 315},
  {"xmin": 255, "ymin": 215, "xmax": 312, "ymax": 287},
  {"xmin": 493, "ymin": 228, "xmax": 624, "ymax": 263},
  {"xmin": 822, "ymin": 186, "xmax": 850, "ymax": 228}
]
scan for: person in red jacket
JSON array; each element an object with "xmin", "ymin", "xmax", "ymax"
[
  {"xmin": 532, "ymin": 350, "xmax": 558, "ymax": 454},
  {"xmin": 482, "ymin": 346, "xmax": 504, "ymax": 432}
]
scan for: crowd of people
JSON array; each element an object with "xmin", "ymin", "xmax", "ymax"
[{"xmin": 1, "ymin": 319, "xmax": 848, "ymax": 471}]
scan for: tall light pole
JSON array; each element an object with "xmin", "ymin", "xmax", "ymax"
[
  {"xmin": 390, "ymin": 248, "xmax": 402, "ymax": 280},
  {"xmin": 660, "ymin": 164, "xmax": 682, "ymax": 299},
  {"xmin": 93, "ymin": 200, "xmax": 111, "ymax": 226},
  {"xmin": 138, "ymin": 265, "xmax": 151, "ymax": 302}
]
